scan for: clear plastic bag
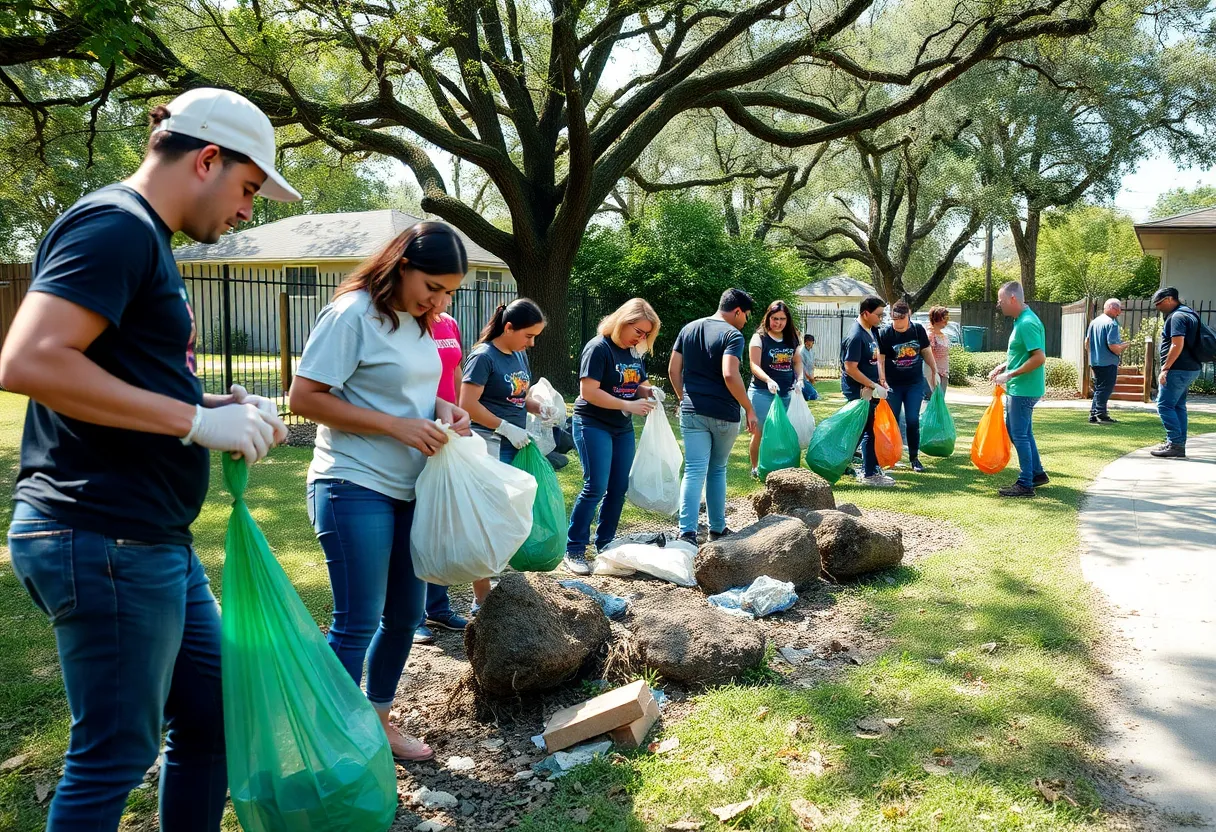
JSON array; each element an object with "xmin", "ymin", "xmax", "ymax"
[
  {"xmin": 787, "ymin": 388, "xmax": 816, "ymax": 450},
  {"xmin": 742, "ymin": 576, "xmax": 798, "ymax": 617},
  {"xmin": 411, "ymin": 424, "xmax": 537, "ymax": 584},
  {"xmin": 527, "ymin": 377, "xmax": 565, "ymax": 455},
  {"xmin": 627, "ymin": 405, "xmax": 683, "ymax": 515}
]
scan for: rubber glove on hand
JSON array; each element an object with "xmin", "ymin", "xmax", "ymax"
[
  {"xmin": 872, "ymin": 385, "xmax": 888, "ymax": 400},
  {"xmin": 767, "ymin": 379, "xmax": 780, "ymax": 395},
  {"xmin": 649, "ymin": 387, "xmax": 666, "ymax": 404},
  {"xmin": 539, "ymin": 404, "xmax": 564, "ymax": 424},
  {"xmin": 183, "ymin": 404, "xmax": 277, "ymax": 463},
  {"xmin": 993, "ymin": 372, "xmax": 1012, "ymax": 387},
  {"xmin": 230, "ymin": 384, "xmax": 288, "ymax": 445},
  {"xmin": 495, "ymin": 420, "xmax": 531, "ymax": 449}
]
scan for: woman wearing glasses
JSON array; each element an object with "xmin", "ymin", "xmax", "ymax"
[{"xmin": 877, "ymin": 300, "xmax": 939, "ymax": 472}]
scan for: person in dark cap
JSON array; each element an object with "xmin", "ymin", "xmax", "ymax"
[{"xmin": 1150, "ymin": 286, "xmax": 1202, "ymax": 458}]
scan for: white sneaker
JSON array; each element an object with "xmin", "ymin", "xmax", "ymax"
[{"xmin": 861, "ymin": 473, "xmax": 896, "ymax": 487}]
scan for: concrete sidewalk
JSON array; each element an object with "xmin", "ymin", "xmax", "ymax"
[
  {"xmin": 946, "ymin": 388, "xmax": 1216, "ymax": 414},
  {"xmin": 1079, "ymin": 433, "xmax": 1216, "ymax": 829}
]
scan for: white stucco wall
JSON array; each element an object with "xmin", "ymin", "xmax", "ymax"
[{"xmin": 1138, "ymin": 232, "xmax": 1216, "ymax": 305}]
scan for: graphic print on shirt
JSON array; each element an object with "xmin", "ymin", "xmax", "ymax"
[
  {"xmin": 181, "ymin": 287, "xmax": 198, "ymax": 376},
  {"xmin": 767, "ymin": 346, "xmax": 795, "ymax": 373},
  {"xmin": 613, "ymin": 362, "xmax": 643, "ymax": 397},
  {"xmin": 889, "ymin": 338, "xmax": 920, "ymax": 369},
  {"xmin": 434, "ymin": 336, "xmax": 461, "ymax": 351},
  {"xmin": 505, "ymin": 370, "xmax": 530, "ymax": 407}
]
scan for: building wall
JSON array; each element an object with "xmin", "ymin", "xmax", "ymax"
[
  {"xmin": 1138, "ymin": 232, "xmax": 1216, "ymax": 305},
  {"xmin": 796, "ymin": 295, "xmax": 864, "ymax": 309}
]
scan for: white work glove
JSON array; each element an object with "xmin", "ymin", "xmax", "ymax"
[
  {"xmin": 230, "ymin": 384, "xmax": 288, "ymax": 444},
  {"xmin": 182, "ymin": 403, "xmax": 277, "ymax": 463},
  {"xmin": 495, "ymin": 420, "xmax": 531, "ymax": 449},
  {"xmin": 872, "ymin": 385, "xmax": 888, "ymax": 400},
  {"xmin": 993, "ymin": 372, "xmax": 1011, "ymax": 387},
  {"xmin": 539, "ymin": 404, "xmax": 564, "ymax": 425},
  {"xmin": 649, "ymin": 387, "xmax": 666, "ymax": 404},
  {"xmin": 767, "ymin": 379, "xmax": 780, "ymax": 395}
]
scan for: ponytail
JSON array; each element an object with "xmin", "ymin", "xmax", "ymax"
[{"xmin": 477, "ymin": 298, "xmax": 546, "ymax": 344}]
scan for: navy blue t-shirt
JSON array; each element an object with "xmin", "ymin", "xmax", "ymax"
[
  {"xmin": 878, "ymin": 322, "xmax": 930, "ymax": 388},
  {"xmin": 574, "ymin": 336, "xmax": 647, "ymax": 432},
  {"xmin": 839, "ymin": 320, "xmax": 880, "ymax": 399},
  {"xmin": 749, "ymin": 331, "xmax": 798, "ymax": 394},
  {"xmin": 1161, "ymin": 306, "xmax": 1202, "ymax": 372},
  {"xmin": 673, "ymin": 317, "xmax": 746, "ymax": 423},
  {"xmin": 14, "ymin": 184, "xmax": 209, "ymax": 545}
]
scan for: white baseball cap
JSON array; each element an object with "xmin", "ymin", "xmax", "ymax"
[{"xmin": 153, "ymin": 88, "xmax": 301, "ymax": 202}]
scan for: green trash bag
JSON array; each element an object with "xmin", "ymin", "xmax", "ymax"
[
  {"xmin": 919, "ymin": 384, "xmax": 956, "ymax": 457},
  {"xmin": 804, "ymin": 398, "xmax": 869, "ymax": 483},
  {"xmin": 220, "ymin": 455, "xmax": 397, "ymax": 832},
  {"xmin": 757, "ymin": 395, "xmax": 801, "ymax": 481},
  {"xmin": 508, "ymin": 441, "xmax": 566, "ymax": 571}
]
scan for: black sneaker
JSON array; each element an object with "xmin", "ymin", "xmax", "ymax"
[
  {"xmin": 910, "ymin": 458, "xmax": 925, "ymax": 473},
  {"xmin": 1032, "ymin": 473, "xmax": 1050, "ymax": 487},
  {"xmin": 708, "ymin": 527, "xmax": 734, "ymax": 542},
  {"xmin": 998, "ymin": 483, "xmax": 1036, "ymax": 498},
  {"xmin": 427, "ymin": 612, "xmax": 469, "ymax": 631},
  {"xmin": 1097, "ymin": 416, "xmax": 1119, "ymax": 425},
  {"xmin": 1088, "ymin": 415, "xmax": 1099, "ymax": 424},
  {"xmin": 1150, "ymin": 443, "xmax": 1186, "ymax": 459},
  {"xmin": 562, "ymin": 552, "xmax": 592, "ymax": 576},
  {"xmin": 678, "ymin": 531, "xmax": 700, "ymax": 547}
]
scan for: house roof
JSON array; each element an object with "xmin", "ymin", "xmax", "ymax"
[
  {"xmin": 174, "ymin": 209, "xmax": 508, "ymax": 269},
  {"xmin": 794, "ymin": 274, "xmax": 877, "ymax": 298},
  {"xmin": 1134, "ymin": 206, "xmax": 1216, "ymax": 239}
]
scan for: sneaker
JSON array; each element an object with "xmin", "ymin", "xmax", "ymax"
[
  {"xmin": 998, "ymin": 483, "xmax": 1036, "ymax": 497},
  {"xmin": 1088, "ymin": 415, "xmax": 1099, "ymax": 424},
  {"xmin": 427, "ymin": 612, "xmax": 469, "ymax": 631},
  {"xmin": 751, "ymin": 467, "xmax": 760, "ymax": 479},
  {"xmin": 708, "ymin": 527, "xmax": 734, "ymax": 542},
  {"xmin": 469, "ymin": 602, "xmax": 481, "ymax": 618},
  {"xmin": 562, "ymin": 552, "xmax": 592, "ymax": 576},
  {"xmin": 1032, "ymin": 473, "xmax": 1050, "ymax": 487},
  {"xmin": 678, "ymin": 531, "xmax": 700, "ymax": 548},
  {"xmin": 1097, "ymin": 416, "xmax": 1119, "ymax": 424},
  {"xmin": 861, "ymin": 473, "xmax": 896, "ymax": 487},
  {"xmin": 910, "ymin": 458, "xmax": 925, "ymax": 473},
  {"xmin": 412, "ymin": 625, "xmax": 436, "ymax": 644},
  {"xmin": 1150, "ymin": 443, "xmax": 1186, "ymax": 459}
]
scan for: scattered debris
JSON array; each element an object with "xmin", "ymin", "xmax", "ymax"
[
  {"xmin": 609, "ymin": 694, "xmax": 661, "ymax": 748},
  {"xmin": 533, "ymin": 740, "xmax": 614, "ymax": 779},
  {"xmin": 512, "ymin": 771, "xmax": 536, "ymax": 782},
  {"xmin": 559, "ymin": 580, "xmax": 629, "ymax": 619},
  {"xmin": 778, "ymin": 646, "xmax": 819, "ymax": 666},
  {"xmin": 711, "ymin": 794, "xmax": 762, "ymax": 822},
  {"xmin": 855, "ymin": 715, "xmax": 900, "ymax": 737},
  {"xmin": 0, "ymin": 754, "xmax": 31, "ymax": 774},
  {"xmin": 754, "ymin": 706, "xmax": 770, "ymax": 721},
  {"xmin": 707, "ymin": 575, "xmax": 799, "ymax": 618},
  {"xmin": 1034, "ymin": 778, "xmax": 1079, "ymax": 807},
  {"xmin": 665, "ymin": 821, "xmax": 705, "ymax": 831},
  {"xmin": 648, "ymin": 737, "xmax": 680, "ymax": 755},
  {"xmin": 707, "ymin": 766, "xmax": 729, "ymax": 784},
  {"xmin": 543, "ymin": 680, "xmax": 655, "ymax": 752},
  {"xmin": 791, "ymin": 798, "xmax": 827, "ymax": 829},
  {"xmin": 922, "ymin": 755, "xmax": 980, "ymax": 776},
  {"xmin": 415, "ymin": 821, "xmax": 448, "ymax": 832},
  {"xmin": 446, "ymin": 756, "xmax": 476, "ymax": 771},
  {"xmin": 479, "ymin": 738, "xmax": 506, "ymax": 751},
  {"xmin": 412, "ymin": 786, "xmax": 459, "ymax": 810},
  {"xmin": 35, "ymin": 781, "xmax": 54, "ymax": 805},
  {"xmin": 981, "ymin": 642, "xmax": 998, "ymax": 654}
]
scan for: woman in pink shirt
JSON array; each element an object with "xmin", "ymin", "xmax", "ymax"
[{"xmin": 413, "ymin": 295, "xmax": 492, "ymax": 643}]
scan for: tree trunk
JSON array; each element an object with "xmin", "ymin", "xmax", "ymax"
[
  {"xmin": 1009, "ymin": 208, "xmax": 1041, "ymax": 299},
  {"xmin": 510, "ymin": 254, "xmax": 578, "ymax": 397}
]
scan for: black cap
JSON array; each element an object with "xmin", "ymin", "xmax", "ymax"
[{"xmin": 1151, "ymin": 286, "xmax": 1179, "ymax": 305}]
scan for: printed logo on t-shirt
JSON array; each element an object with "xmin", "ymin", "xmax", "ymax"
[
  {"xmin": 613, "ymin": 362, "xmax": 643, "ymax": 397},
  {"xmin": 767, "ymin": 346, "xmax": 795, "ymax": 372},
  {"xmin": 181, "ymin": 287, "xmax": 197, "ymax": 375},
  {"xmin": 891, "ymin": 339, "xmax": 920, "ymax": 368},
  {"xmin": 867, "ymin": 339, "xmax": 879, "ymax": 366},
  {"xmin": 504, "ymin": 370, "xmax": 530, "ymax": 407},
  {"xmin": 433, "ymin": 337, "xmax": 460, "ymax": 351}
]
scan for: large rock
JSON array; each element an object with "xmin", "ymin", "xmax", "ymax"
[
  {"xmin": 630, "ymin": 599, "xmax": 766, "ymax": 685},
  {"xmin": 752, "ymin": 468, "xmax": 836, "ymax": 518},
  {"xmin": 465, "ymin": 573, "xmax": 610, "ymax": 696},
  {"xmin": 805, "ymin": 510, "xmax": 904, "ymax": 579},
  {"xmin": 695, "ymin": 515, "xmax": 820, "ymax": 594}
]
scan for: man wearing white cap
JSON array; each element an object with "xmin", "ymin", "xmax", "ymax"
[{"xmin": 0, "ymin": 88, "xmax": 297, "ymax": 830}]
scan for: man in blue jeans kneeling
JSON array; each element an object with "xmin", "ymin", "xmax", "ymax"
[
  {"xmin": 988, "ymin": 281, "xmax": 1049, "ymax": 498},
  {"xmin": 0, "ymin": 89, "xmax": 292, "ymax": 831},
  {"xmin": 669, "ymin": 288, "xmax": 758, "ymax": 546},
  {"xmin": 1151, "ymin": 286, "xmax": 1203, "ymax": 459}
]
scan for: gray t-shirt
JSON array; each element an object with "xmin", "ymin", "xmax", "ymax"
[
  {"xmin": 463, "ymin": 343, "xmax": 532, "ymax": 430},
  {"xmin": 297, "ymin": 290, "xmax": 442, "ymax": 501},
  {"xmin": 798, "ymin": 345, "xmax": 815, "ymax": 378}
]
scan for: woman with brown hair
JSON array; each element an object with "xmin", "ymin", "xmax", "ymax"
[
  {"xmin": 564, "ymin": 298, "xmax": 662, "ymax": 575},
  {"xmin": 289, "ymin": 221, "xmax": 472, "ymax": 763},
  {"xmin": 747, "ymin": 300, "xmax": 803, "ymax": 478},
  {"xmin": 927, "ymin": 306, "xmax": 951, "ymax": 392}
]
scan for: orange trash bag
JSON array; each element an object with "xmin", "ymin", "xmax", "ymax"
[
  {"xmin": 971, "ymin": 385, "xmax": 1013, "ymax": 474},
  {"xmin": 873, "ymin": 398, "xmax": 902, "ymax": 469}
]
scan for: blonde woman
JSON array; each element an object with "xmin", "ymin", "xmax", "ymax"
[{"xmin": 564, "ymin": 299, "xmax": 663, "ymax": 575}]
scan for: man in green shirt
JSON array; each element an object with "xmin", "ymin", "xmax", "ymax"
[{"xmin": 988, "ymin": 281, "xmax": 1048, "ymax": 497}]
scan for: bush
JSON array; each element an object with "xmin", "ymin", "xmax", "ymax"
[
  {"xmin": 1190, "ymin": 376, "xmax": 1216, "ymax": 396},
  {"xmin": 965, "ymin": 351, "xmax": 1008, "ymax": 380},
  {"xmin": 1044, "ymin": 358, "xmax": 1078, "ymax": 390},
  {"xmin": 947, "ymin": 346, "xmax": 970, "ymax": 386}
]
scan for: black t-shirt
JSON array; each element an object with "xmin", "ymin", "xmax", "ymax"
[
  {"xmin": 839, "ymin": 320, "xmax": 880, "ymax": 399},
  {"xmin": 14, "ymin": 184, "xmax": 209, "ymax": 545},
  {"xmin": 1161, "ymin": 306, "xmax": 1202, "ymax": 372},
  {"xmin": 878, "ymin": 322, "xmax": 931, "ymax": 388},
  {"xmin": 673, "ymin": 316, "xmax": 746, "ymax": 423},
  {"xmin": 574, "ymin": 336, "xmax": 648, "ymax": 432},
  {"xmin": 749, "ymin": 331, "xmax": 798, "ymax": 394}
]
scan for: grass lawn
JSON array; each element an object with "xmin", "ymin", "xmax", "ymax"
[{"xmin": 1, "ymin": 385, "xmax": 1210, "ymax": 830}]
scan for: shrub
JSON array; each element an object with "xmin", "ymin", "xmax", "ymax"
[
  {"xmin": 1190, "ymin": 376, "xmax": 1216, "ymax": 396},
  {"xmin": 965, "ymin": 351, "xmax": 1008, "ymax": 380},
  {"xmin": 205, "ymin": 325, "xmax": 250, "ymax": 355},
  {"xmin": 1044, "ymin": 358, "xmax": 1078, "ymax": 390},
  {"xmin": 947, "ymin": 346, "xmax": 970, "ymax": 386}
]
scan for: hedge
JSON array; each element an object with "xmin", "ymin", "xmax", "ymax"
[{"xmin": 956, "ymin": 350, "xmax": 1078, "ymax": 391}]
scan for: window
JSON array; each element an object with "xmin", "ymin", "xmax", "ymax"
[
  {"xmin": 285, "ymin": 265, "xmax": 318, "ymax": 297},
  {"xmin": 476, "ymin": 269, "xmax": 505, "ymax": 284}
]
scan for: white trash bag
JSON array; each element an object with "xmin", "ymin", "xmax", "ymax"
[
  {"xmin": 412, "ymin": 423, "xmax": 537, "ymax": 585},
  {"xmin": 592, "ymin": 539, "xmax": 697, "ymax": 587},
  {"xmin": 627, "ymin": 405, "xmax": 683, "ymax": 515},
  {"xmin": 527, "ymin": 377, "xmax": 566, "ymax": 455},
  {"xmin": 788, "ymin": 388, "xmax": 815, "ymax": 450}
]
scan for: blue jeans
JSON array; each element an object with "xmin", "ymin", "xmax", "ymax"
[
  {"xmin": 567, "ymin": 417, "xmax": 635, "ymax": 554},
  {"xmin": 1091, "ymin": 364, "xmax": 1117, "ymax": 418},
  {"xmin": 475, "ymin": 427, "xmax": 519, "ymax": 464},
  {"xmin": 746, "ymin": 387, "xmax": 791, "ymax": 426},
  {"xmin": 7, "ymin": 502, "xmax": 226, "ymax": 831},
  {"xmin": 844, "ymin": 392, "xmax": 881, "ymax": 477},
  {"xmin": 1005, "ymin": 394, "xmax": 1045, "ymax": 488},
  {"xmin": 678, "ymin": 412, "xmax": 742, "ymax": 535},
  {"xmin": 886, "ymin": 379, "xmax": 926, "ymax": 460},
  {"xmin": 419, "ymin": 583, "xmax": 454, "ymax": 627},
  {"xmin": 1157, "ymin": 369, "xmax": 1201, "ymax": 445},
  {"xmin": 307, "ymin": 479, "xmax": 426, "ymax": 707},
  {"xmin": 801, "ymin": 380, "xmax": 819, "ymax": 401}
]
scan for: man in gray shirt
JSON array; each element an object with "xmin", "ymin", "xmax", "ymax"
[
  {"xmin": 798, "ymin": 333, "xmax": 818, "ymax": 400},
  {"xmin": 1085, "ymin": 298, "xmax": 1126, "ymax": 425}
]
